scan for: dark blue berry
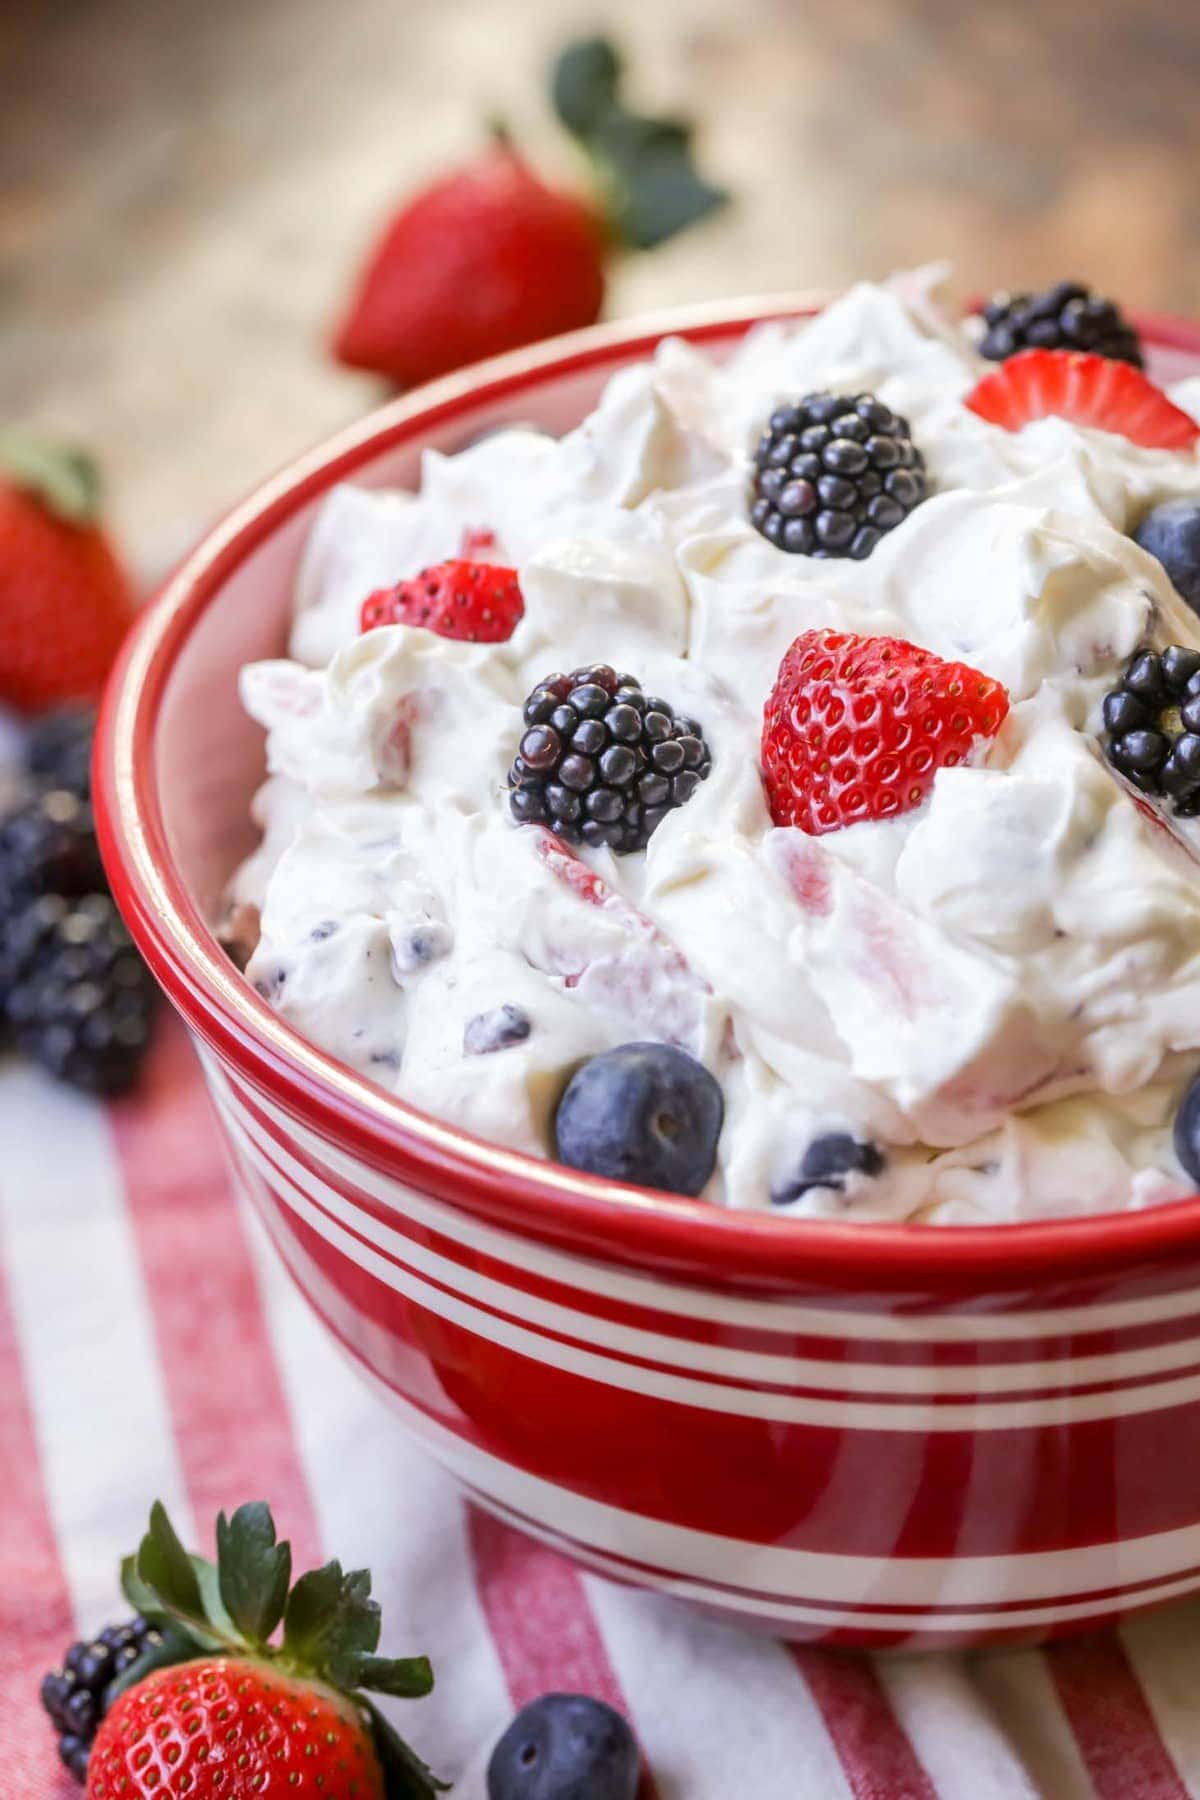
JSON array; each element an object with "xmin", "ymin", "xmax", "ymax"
[
  {"xmin": 1174, "ymin": 1073, "xmax": 1200, "ymax": 1186},
  {"xmin": 553, "ymin": 1042, "xmax": 723, "ymax": 1196},
  {"xmin": 1102, "ymin": 691, "xmax": 1151, "ymax": 735},
  {"xmin": 41, "ymin": 1615, "xmax": 160, "ymax": 1784},
  {"xmin": 750, "ymin": 392, "xmax": 925, "ymax": 559},
  {"xmin": 510, "ymin": 671, "xmax": 711, "ymax": 853},
  {"xmin": 3, "ymin": 893, "xmax": 157, "ymax": 1096},
  {"xmin": 1162, "ymin": 644, "xmax": 1200, "ymax": 691},
  {"xmin": 26, "ymin": 707, "xmax": 97, "ymax": 798},
  {"xmin": 979, "ymin": 282, "xmax": 1142, "ymax": 367},
  {"xmin": 1134, "ymin": 501, "xmax": 1200, "ymax": 614},
  {"xmin": 487, "ymin": 1694, "xmax": 639, "ymax": 1800},
  {"xmin": 1162, "ymin": 736, "xmax": 1200, "ymax": 793},
  {"xmin": 464, "ymin": 1005, "xmax": 532, "ymax": 1055},
  {"xmin": 1102, "ymin": 644, "xmax": 1200, "ymax": 812},
  {"xmin": 1114, "ymin": 729, "xmax": 1168, "ymax": 773},
  {"xmin": 773, "ymin": 1133, "xmax": 885, "ymax": 1206}
]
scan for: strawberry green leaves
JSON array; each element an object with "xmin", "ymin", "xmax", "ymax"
[
  {"xmin": 121, "ymin": 1500, "xmax": 228, "ymax": 1653},
  {"xmin": 116, "ymin": 1498, "xmax": 443, "ymax": 1798},
  {"xmin": 282, "ymin": 1559, "xmax": 434, "ymax": 1702},
  {"xmin": 282, "ymin": 1560, "xmax": 380, "ymax": 1674},
  {"xmin": 550, "ymin": 36, "xmax": 729, "ymax": 252},
  {"xmin": 217, "ymin": 1502, "xmax": 291, "ymax": 1644}
]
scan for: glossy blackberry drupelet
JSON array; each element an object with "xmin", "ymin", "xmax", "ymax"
[
  {"xmin": 0, "ymin": 782, "xmax": 105, "ymax": 911},
  {"xmin": 1101, "ymin": 644, "xmax": 1200, "ymax": 814},
  {"xmin": 750, "ymin": 392, "xmax": 926, "ymax": 560},
  {"xmin": 1134, "ymin": 500, "xmax": 1200, "ymax": 614},
  {"xmin": 41, "ymin": 1616, "xmax": 160, "ymax": 1783},
  {"xmin": 553, "ymin": 1041, "xmax": 724, "ymax": 1197},
  {"xmin": 4, "ymin": 893, "xmax": 157, "ymax": 1095},
  {"xmin": 509, "ymin": 664, "xmax": 711, "ymax": 852},
  {"xmin": 26, "ymin": 705, "xmax": 98, "ymax": 798},
  {"xmin": 772, "ymin": 1132, "xmax": 885, "ymax": 1207},
  {"xmin": 488, "ymin": 1694, "xmax": 640, "ymax": 1800},
  {"xmin": 979, "ymin": 281, "xmax": 1143, "ymax": 367}
]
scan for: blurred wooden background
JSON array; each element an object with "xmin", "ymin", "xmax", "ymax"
[{"xmin": 3, "ymin": 0, "xmax": 1200, "ymax": 576}]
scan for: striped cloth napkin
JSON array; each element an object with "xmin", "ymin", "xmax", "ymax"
[{"xmin": 5, "ymin": 1017, "xmax": 1200, "ymax": 1800}]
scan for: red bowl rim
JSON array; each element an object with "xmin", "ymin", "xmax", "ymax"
[{"xmin": 95, "ymin": 291, "xmax": 1200, "ymax": 1291}]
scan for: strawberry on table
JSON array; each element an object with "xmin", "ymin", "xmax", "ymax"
[
  {"xmin": 964, "ymin": 348, "xmax": 1200, "ymax": 450},
  {"xmin": 0, "ymin": 434, "xmax": 136, "ymax": 714},
  {"xmin": 74, "ymin": 1500, "xmax": 443, "ymax": 1798},
  {"xmin": 360, "ymin": 558, "xmax": 525, "ymax": 642},
  {"xmin": 761, "ymin": 628, "xmax": 1010, "ymax": 836},
  {"xmin": 333, "ymin": 37, "xmax": 728, "ymax": 388},
  {"xmin": 334, "ymin": 142, "xmax": 607, "ymax": 389}
]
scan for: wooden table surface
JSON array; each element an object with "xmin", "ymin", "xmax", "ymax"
[{"xmin": 3, "ymin": 0, "xmax": 1200, "ymax": 576}]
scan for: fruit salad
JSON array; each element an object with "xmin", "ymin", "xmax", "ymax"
[{"xmin": 227, "ymin": 269, "xmax": 1200, "ymax": 1225}]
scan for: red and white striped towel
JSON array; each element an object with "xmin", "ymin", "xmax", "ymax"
[{"xmin": 4, "ymin": 1018, "xmax": 1200, "ymax": 1799}]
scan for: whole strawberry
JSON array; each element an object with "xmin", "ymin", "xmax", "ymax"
[
  {"xmin": 90, "ymin": 1660, "xmax": 385, "ymax": 1800},
  {"xmin": 333, "ymin": 38, "xmax": 727, "ymax": 388},
  {"xmin": 80, "ymin": 1500, "xmax": 443, "ymax": 1799},
  {"xmin": 762, "ymin": 629, "xmax": 1010, "ymax": 835},
  {"xmin": 0, "ymin": 435, "xmax": 136, "ymax": 714},
  {"xmin": 335, "ymin": 144, "xmax": 606, "ymax": 388}
]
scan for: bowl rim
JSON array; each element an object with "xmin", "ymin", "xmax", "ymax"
[{"xmin": 95, "ymin": 290, "xmax": 1200, "ymax": 1290}]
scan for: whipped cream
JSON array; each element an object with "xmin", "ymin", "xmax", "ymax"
[{"xmin": 230, "ymin": 270, "xmax": 1200, "ymax": 1224}]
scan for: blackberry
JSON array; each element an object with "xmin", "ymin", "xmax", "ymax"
[
  {"xmin": 1101, "ymin": 644, "xmax": 1200, "ymax": 813},
  {"xmin": 5, "ymin": 892, "xmax": 157, "ymax": 1095},
  {"xmin": 27, "ymin": 705, "xmax": 97, "ymax": 798},
  {"xmin": 979, "ymin": 280, "xmax": 1143, "ymax": 368},
  {"xmin": 41, "ymin": 1615, "xmax": 161, "ymax": 1783},
  {"xmin": 750, "ymin": 392, "xmax": 926, "ymax": 560},
  {"xmin": 509, "ymin": 663, "xmax": 712, "ymax": 852},
  {"xmin": 0, "ymin": 782, "xmax": 105, "ymax": 911}
]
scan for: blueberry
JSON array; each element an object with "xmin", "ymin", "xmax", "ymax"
[
  {"xmin": 464, "ymin": 1005, "xmax": 531, "ymax": 1056},
  {"xmin": 1134, "ymin": 500, "xmax": 1200, "ymax": 613},
  {"xmin": 1175, "ymin": 1073, "xmax": 1200, "ymax": 1186},
  {"xmin": 553, "ymin": 1042, "xmax": 723, "ymax": 1197},
  {"xmin": 487, "ymin": 1694, "xmax": 639, "ymax": 1800},
  {"xmin": 773, "ymin": 1132, "xmax": 885, "ymax": 1206}
]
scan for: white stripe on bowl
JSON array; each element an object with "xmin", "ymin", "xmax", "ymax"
[{"xmin": 252, "ymin": 1286, "xmax": 1200, "ymax": 1627}]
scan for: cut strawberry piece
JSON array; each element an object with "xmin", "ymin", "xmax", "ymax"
[
  {"xmin": 534, "ymin": 827, "xmax": 710, "ymax": 995},
  {"xmin": 360, "ymin": 558, "xmax": 523, "ymax": 643},
  {"xmin": 965, "ymin": 348, "xmax": 1200, "ymax": 450},
  {"xmin": 761, "ymin": 629, "xmax": 1010, "ymax": 836}
]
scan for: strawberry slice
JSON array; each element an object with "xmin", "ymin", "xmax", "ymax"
[
  {"xmin": 965, "ymin": 348, "xmax": 1200, "ymax": 450},
  {"xmin": 534, "ymin": 829, "xmax": 704, "ymax": 981},
  {"xmin": 761, "ymin": 629, "xmax": 1010, "ymax": 836},
  {"xmin": 360, "ymin": 558, "xmax": 523, "ymax": 642}
]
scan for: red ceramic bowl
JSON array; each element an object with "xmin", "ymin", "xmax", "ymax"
[{"xmin": 96, "ymin": 296, "xmax": 1200, "ymax": 1651}]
